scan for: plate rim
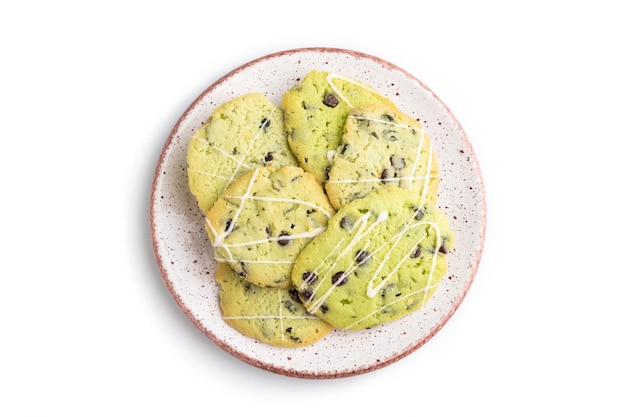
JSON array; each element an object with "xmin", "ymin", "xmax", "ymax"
[{"xmin": 149, "ymin": 46, "xmax": 487, "ymax": 379}]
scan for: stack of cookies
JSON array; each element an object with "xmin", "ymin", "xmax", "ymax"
[{"xmin": 187, "ymin": 70, "xmax": 454, "ymax": 347}]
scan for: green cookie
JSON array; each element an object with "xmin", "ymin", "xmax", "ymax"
[{"xmin": 291, "ymin": 187, "xmax": 454, "ymax": 330}]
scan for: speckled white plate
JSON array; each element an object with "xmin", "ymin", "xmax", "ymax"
[{"xmin": 150, "ymin": 47, "xmax": 486, "ymax": 379}]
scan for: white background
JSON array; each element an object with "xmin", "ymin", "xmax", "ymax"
[{"xmin": 2, "ymin": 1, "xmax": 624, "ymax": 416}]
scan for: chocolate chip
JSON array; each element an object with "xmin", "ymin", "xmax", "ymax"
[
  {"xmin": 302, "ymin": 271, "xmax": 318, "ymax": 284},
  {"xmin": 264, "ymin": 152, "xmax": 274, "ymax": 162},
  {"xmin": 390, "ymin": 155, "xmax": 405, "ymax": 170},
  {"xmin": 381, "ymin": 283, "xmax": 398, "ymax": 299},
  {"xmin": 383, "ymin": 129, "xmax": 399, "ymax": 141},
  {"xmin": 340, "ymin": 215, "xmax": 355, "ymax": 230},
  {"xmin": 259, "ymin": 118, "xmax": 270, "ymax": 130},
  {"xmin": 411, "ymin": 206, "xmax": 425, "ymax": 221},
  {"xmin": 320, "ymin": 305, "xmax": 329, "ymax": 313},
  {"xmin": 410, "ymin": 247, "xmax": 422, "ymax": 258},
  {"xmin": 283, "ymin": 300, "xmax": 298, "ymax": 313},
  {"xmin": 438, "ymin": 238, "xmax": 449, "ymax": 254},
  {"xmin": 265, "ymin": 226, "xmax": 272, "ymax": 237},
  {"xmin": 355, "ymin": 250, "xmax": 370, "ymax": 266},
  {"xmin": 289, "ymin": 288, "xmax": 302, "ymax": 303},
  {"xmin": 323, "ymin": 93, "xmax": 339, "ymax": 107},
  {"xmin": 277, "ymin": 231, "xmax": 290, "ymax": 246},
  {"xmin": 225, "ymin": 218, "xmax": 232, "ymax": 231},
  {"xmin": 382, "ymin": 114, "xmax": 395, "ymax": 122},
  {"xmin": 381, "ymin": 169, "xmax": 392, "ymax": 183},
  {"xmin": 300, "ymin": 288, "xmax": 313, "ymax": 301},
  {"xmin": 332, "ymin": 271, "xmax": 348, "ymax": 286}
]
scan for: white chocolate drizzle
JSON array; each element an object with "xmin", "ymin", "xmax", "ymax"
[
  {"xmin": 214, "ymin": 258, "xmax": 295, "ymax": 265},
  {"xmin": 326, "ymin": 175, "xmax": 434, "ymax": 184},
  {"xmin": 326, "ymin": 73, "xmax": 386, "ymax": 108},
  {"xmin": 215, "ymin": 228, "xmax": 327, "ymax": 249}
]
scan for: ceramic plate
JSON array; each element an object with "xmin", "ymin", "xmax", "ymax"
[{"xmin": 150, "ymin": 47, "xmax": 486, "ymax": 379}]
